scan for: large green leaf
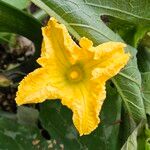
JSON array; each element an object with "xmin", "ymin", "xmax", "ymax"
[
  {"xmin": 141, "ymin": 72, "xmax": 150, "ymax": 115},
  {"xmin": 0, "ymin": 0, "xmax": 30, "ymax": 9},
  {"xmin": 107, "ymin": 17, "xmax": 150, "ymax": 47},
  {"xmin": 17, "ymin": 106, "xmax": 39, "ymax": 126},
  {"xmin": 145, "ymin": 129, "xmax": 150, "ymax": 150},
  {"xmin": 39, "ymin": 82, "xmax": 121, "ymax": 149},
  {"xmin": 31, "ymin": 0, "xmax": 150, "ymax": 44},
  {"xmin": 121, "ymin": 122, "xmax": 150, "ymax": 150},
  {"xmin": 121, "ymin": 121, "xmax": 145, "ymax": 150},
  {"xmin": 32, "ymin": 0, "xmax": 146, "ymax": 123},
  {"xmin": 31, "ymin": 0, "xmax": 122, "ymax": 44},
  {"xmin": 0, "ymin": 116, "xmax": 48, "ymax": 150},
  {"xmin": 85, "ymin": 0, "xmax": 149, "ymax": 25},
  {"xmin": 0, "ymin": 1, "xmax": 42, "ymax": 51},
  {"xmin": 33, "ymin": 10, "xmax": 48, "ymax": 21},
  {"xmin": 136, "ymin": 32, "xmax": 150, "ymax": 117},
  {"xmin": 111, "ymin": 45, "xmax": 146, "ymax": 122},
  {"xmin": 107, "ymin": 17, "xmax": 136, "ymax": 46},
  {"xmin": 0, "ymin": 0, "xmax": 31, "ymax": 47},
  {"xmin": 137, "ymin": 46, "xmax": 150, "ymax": 73},
  {"xmin": 119, "ymin": 107, "xmax": 137, "ymax": 147}
]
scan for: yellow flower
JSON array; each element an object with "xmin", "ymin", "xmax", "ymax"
[{"xmin": 15, "ymin": 17, "xmax": 130, "ymax": 136}]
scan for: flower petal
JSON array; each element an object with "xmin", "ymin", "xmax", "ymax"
[
  {"xmin": 87, "ymin": 42, "xmax": 130, "ymax": 81},
  {"xmin": 38, "ymin": 17, "xmax": 80, "ymax": 66},
  {"xmin": 79, "ymin": 37, "xmax": 93, "ymax": 49},
  {"xmin": 78, "ymin": 37, "xmax": 94, "ymax": 61},
  {"xmin": 15, "ymin": 67, "xmax": 64, "ymax": 105},
  {"xmin": 71, "ymin": 81, "xmax": 106, "ymax": 135},
  {"xmin": 58, "ymin": 80, "xmax": 106, "ymax": 135}
]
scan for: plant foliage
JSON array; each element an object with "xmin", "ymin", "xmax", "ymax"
[{"xmin": 0, "ymin": 0, "xmax": 150, "ymax": 149}]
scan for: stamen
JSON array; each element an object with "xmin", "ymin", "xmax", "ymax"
[
  {"xmin": 66, "ymin": 64, "xmax": 85, "ymax": 83},
  {"xmin": 70, "ymin": 71, "xmax": 79, "ymax": 79}
]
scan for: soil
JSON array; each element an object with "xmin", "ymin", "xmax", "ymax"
[{"xmin": 0, "ymin": 38, "xmax": 33, "ymax": 113}]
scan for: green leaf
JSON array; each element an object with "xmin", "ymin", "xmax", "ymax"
[
  {"xmin": 111, "ymin": 45, "xmax": 146, "ymax": 122},
  {"xmin": 85, "ymin": 0, "xmax": 149, "ymax": 25},
  {"xmin": 107, "ymin": 17, "xmax": 150, "ymax": 47},
  {"xmin": 145, "ymin": 139, "xmax": 150, "ymax": 150},
  {"xmin": 145, "ymin": 129, "xmax": 150, "ymax": 150},
  {"xmin": 32, "ymin": 0, "xmax": 146, "ymax": 124},
  {"xmin": 0, "ymin": 1, "xmax": 42, "ymax": 52},
  {"xmin": 0, "ymin": 0, "xmax": 30, "ymax": 9},
  {"xmin": 39, "ymin": 82, "xmax": 121, "ymax": 149},
  {"xmin": 17, "ymin": 106, "xmax": 39, "ymax": 126},
  {"xmin": 140, "ymin": 32, "xmax": 150, "ymax": 48},
  {"xmin": 119, "ymin": 107, "xmax": 137, "ymax": 147},
  {"xmin": 0, "ymin": 116, "xmax": 48, "ymax": 149},
  {"xmin": 33, "ymin": 10, "xmax": 47, "ymax": 21},
  {"xmin": 133, "ymin": 26, "xmax": 150, "ymax": 47},
  {"xmin": 137, "ymin": 46, "xmax": 150, "ymax": 73},
  {"xmin": 0, "ymin": 32, "xmax": 15, "ymax": 44},
  {"xmin": 40, "ymin": 101, "xmax": 82, "ymax": 150},
  {"xmin": 31, "ymin": 0, "xmax": 150, "ymax": 45},
  {"xmin": 107, "ymin": 16, "xmax": 136, "ymax": 46},
  {"xmin": 31, "ymin": 0, "xmax": 122, "ymax": 43},
  {"xmin": 137, "ymin": 47, "xmax": 150, "ymax": 72},
  {"xmin": 141, "ymin": 72, "xmax": 150, "ymax": 115},
  {"xmin": 121, "ymin": 121, "xmax": 145, "ymax": 150}
]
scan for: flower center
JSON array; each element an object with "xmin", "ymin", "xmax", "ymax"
[
  {"xmin": 67, "ymin": 64, "xmax": 84, "ymax": 83},
  {"xmin": 70, "ymin": 71, "xmax": 79, "ymax": 80}
]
